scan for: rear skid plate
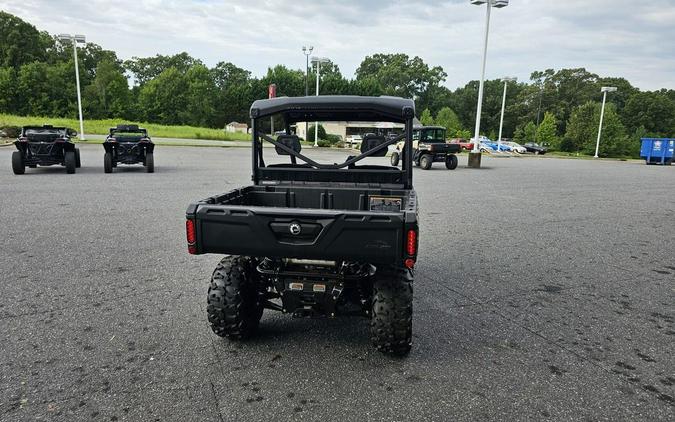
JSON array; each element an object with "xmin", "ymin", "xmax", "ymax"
[{"xmin": 282, "ymin": 281, "xmax": 344, "ymax": 317}]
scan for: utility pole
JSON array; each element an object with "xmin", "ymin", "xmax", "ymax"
[
  {"xmin": 594, "ymin": 86, "xmax": 618, "ymax": 158},
  {"xmin": 58, "ymin": 33, "xmax": 86, "ymax": 140},
  {"xmin": 302, "ymin": 46, "xmax": 313, "ymax": 140}
]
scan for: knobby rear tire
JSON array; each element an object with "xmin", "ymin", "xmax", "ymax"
[
  {"xmin": 445, "ymin": 154, "xmax": 458, "ymax": 170},
  {"xmin": 12, "ymin": 151, "xmax": 26, "ymax": 174},
  {"xmin": 104, "ymin": 152, "xmax": 113, "ymax": 173},
  {"xmin": 390, "ymin": 151, "xmax": 400, "ymax": 166},
  {"xmin": 207, "ymin": 256, "xmax": 263, "ymax": 340},
  {"xmin": 420, "ymin": 154, "xmax": 432, "ymax": 170},
  {"xmin": 12, "ymin": 151, "xmax": 25, "ymax": 175},
  {"xmin": 145, "ymin": 152, "xmax": 154, "ymax": 173},
  {"xmin": 64, "ymin": 151, "xmax": 76, "ymax": 174},
  {"xmin": 371, "ymin": 266, "xmax": 413, "ymax": 356}
]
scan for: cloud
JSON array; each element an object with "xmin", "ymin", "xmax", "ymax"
[{"xmin": 3, "ymin": 0, "xmax": 674, "ymax": 90}]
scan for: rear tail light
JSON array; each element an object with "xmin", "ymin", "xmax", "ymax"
[
  {"xmin": 404, "ymin": 258, "xmax": 415, "ymax": 269},
  {"xmin": 186, "ymin": 219, "xmax": 196, "ymax": 254},
  {"xmin": 406, "ymin": 229, "xmax": 417, "ymax": 256}
]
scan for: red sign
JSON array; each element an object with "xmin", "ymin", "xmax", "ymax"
[{"xmin": 268, "ymin": 84, "xmax": 277, "ymax": 99}]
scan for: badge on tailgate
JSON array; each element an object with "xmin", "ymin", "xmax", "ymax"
[
  {"xmin": 269, "ymin": 220, "xmax": 323, "ymax": 243},
  {"xmin": 369, "ymin": 196, "xmax": 402, "ymax": 212}
]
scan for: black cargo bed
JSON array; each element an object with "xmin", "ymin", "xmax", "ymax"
[{"xmin": 187, "ymin": 185, "xmax": 417, "ymax": 263}]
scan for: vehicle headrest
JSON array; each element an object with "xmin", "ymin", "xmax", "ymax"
[
  {"xmin": 275, "ymin": 134, "xmax": 301, "ymax": 155},
  {"xmin": 116, "ymin": 124, "xmax": 139, "ymax": 131},
  {"xmin": 360, "ymin": 134, "xmax": 388, "ymax": 157}
]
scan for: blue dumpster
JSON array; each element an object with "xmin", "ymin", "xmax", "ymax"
[{"xmin": 640, "ymin": 138, "xmax": 674, "ymax": 165}]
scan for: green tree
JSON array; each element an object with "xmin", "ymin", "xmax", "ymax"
[
  {"xmin": 434, "ymin": 107, "xmax": 462, "ymax": 136},
  {"xmin": 563, "ymin": 101, "xmax": 631, "ymax": 156},
  {"xmin": 307, "ymin": 124, "xmax": 326, "ymax": 141},
  {"xmin": 310, "ymin": 61, "xmax": 349, "ymax": 96},
  {"xmin": 83, "ymin": 58, "xmax": 131, "ymax": 118},
  {"xmin": 0, "ymin": 11, "xmax": 50, "ymax": 68},
  {"xmin": 0, "ymin": 67, "xmax": 17, "ymax": 113},
  {"xmin": 419, "ymin": 108, "xmax": 434, "ymax": 126},
  {"xmin": 535, "ymin": 112, "xmax": 559, "ymax": 148},
  {"xmin": 137, "ymin": 67, "xmax": 188, "ymax": 124},
  {"xmin": 125, "ymin": 52, "xmax": 201, "ymax": 85},
  {"xmin": 348, "ymin": 77, "xmax": 383, "ymax": 97},
  {"xmin": 211, "ymin": 61, "xmax": 250, "ymax": 89},
  {"xmin": 16, "ymin": 61, "xmax": 75, "ymax": 116},
  {"xmin": 447, "ymin": 79, "xmax": 525, "ymax": 139},
  {"xmin": 211, "ymin": 62, "xmax": 253, "ymax": 126},
  {"xmin": 514, "ymin": 121, "xmax": 537, "ymax": 144},
  {"xmin": 182, "ymin": 64, "xmax": 218, "ymax": 127},
  {"xmin": 355, "ymin": 53, "xmax": 446, "ymax": 99},
  {"xmin": 258, "ymin": 65, "xmax": 305, "ymax": 98},
  {"xmin": 622, "ymin": 91, "xmax": 675, "ymax": 137}
]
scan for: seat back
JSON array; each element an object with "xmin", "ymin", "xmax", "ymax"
[
  {"xmin": 360, "ymin": 134, "xmax": 388, "ymax": 157},
  {"xmin": 275, "ymin": 134, "xmax": 301, "ymax": 155}
]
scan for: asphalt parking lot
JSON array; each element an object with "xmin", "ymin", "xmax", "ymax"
[{"xmin": 0, "ymin": 144, "xmax": 673, "ymax": 421}]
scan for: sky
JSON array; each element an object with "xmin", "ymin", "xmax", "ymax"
[{"xmin": 3, "ymin": 0, "xmax": 675, "ymax": 91}]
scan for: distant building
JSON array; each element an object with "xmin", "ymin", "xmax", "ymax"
[
  {"xmin": 295, "ymin": 121, "xmax": 405, "ymax": 141},
  {"xmin": 225, "ymin": 122, "xmax": 248, "ymax": 133}
]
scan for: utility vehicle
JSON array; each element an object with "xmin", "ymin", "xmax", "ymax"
[
  {"xmin": 390, "ymin": 126, "xmax": 459, "ymax": 170},
  {"xmin": 186, "ymin": 96, "xmax": 419, "ymax": 355},
  {"xmin": 103, "ymin": 124, "xmax": 154, "ymax": 173},
  {"xmin": 11, "ymin": 125, "xmax": 81, "ymax": 174}
]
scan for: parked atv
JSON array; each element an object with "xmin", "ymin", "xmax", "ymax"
[
  {"xmin": 103, "ymin": 124, "xmax": 154, "ymax": 173},
  {"xmin": 186, "ymin": 96, "xmax": 419, "ymax": 355},
  {"xmin": 390, "ymin": 126, "xmax": 459, "ymax": 170},
  {"xmin": 11, "ymin": 125, "xmax": 80, "ymax": 175}
]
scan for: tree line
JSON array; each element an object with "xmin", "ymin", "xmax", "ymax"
[{"xmin": 1, "ymin": 11, "xmax": 674, "ymax": 156}]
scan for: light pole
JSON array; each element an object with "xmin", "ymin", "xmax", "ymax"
[
  {"xmin": 497, "ymin": 76, "xmax": 516, "ymax": 152},
  {"xmin": 594, "ymin": 86, "xmax": 618, "ymax": 158},
  {"xmin": 302, "ymin": 46, "xmax": 313, "ymax": 140},
  {"xmin": 58, "ymin": 33, "xmax": 86, "ymax": 140},
  {"xmin": 535, "ymin": 84, "xmax": 543, "ymax": 143},
  {"xmin": 468, "ymin": 0, "xmax": 509, "ymax": 168},
  {"xmin": 311, "ymin": 56, "xmax": 329, "ymax": 147}
]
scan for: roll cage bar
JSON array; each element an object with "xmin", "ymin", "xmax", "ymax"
[
  {"xmin": 250, "ymin": 96, "xmax": 415, "ymax": 188},
  {"xmin": 257, "ymin": 132, "xmax": 404, "ymax": 170}
]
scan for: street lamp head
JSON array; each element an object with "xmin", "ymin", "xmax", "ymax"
[
  {"xmin": 601, "ymin": 86, "xmax": 617, "ymax": 93},
  {"xmin": 311, "ymin": 56, "xmax": 329, "ymax": 65},
  {"xmin": 58, "ymin": 33, "xmax": 85, "ymax": 43},
  {"xmin": 470, "ymin": 0, "xmax": 509, "ymax": 7},
  {"xmin": 501, "ymin": 76, "xmax": 517, "ymax": 83}
]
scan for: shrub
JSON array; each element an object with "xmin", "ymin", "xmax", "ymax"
[
  {"xmin": 325, "ymin": 134, "xmax": 342, "ymax": 145},
  {"xmin": 306, "ymin": 124, "xmax": 326, "ymax": 141},
  {"xmin": 1, "ymin": 125, "xmax": 20, "ymax": 138},
  {"xmin": 317, "ymin": 139, "xmax": 332, "ymax": 147}
]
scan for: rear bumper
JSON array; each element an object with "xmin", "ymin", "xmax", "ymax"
[
  {"xmin": 23, "ymin": 156, "xmax": 64, "ymax": 166},
  {"xmin": 188, "ymin": 204, "xmax": 417, "ymax": 265}
]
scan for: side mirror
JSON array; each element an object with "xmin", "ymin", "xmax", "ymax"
[{"xmin": 68, "ymin": 129, "xmax": 78, "ymax": 137}]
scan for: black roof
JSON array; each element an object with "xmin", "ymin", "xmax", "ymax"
[
  {"xmin": 111, "ymin": 124, "xmax": 146, "ymax": 132},
  {"xmin": 22, "ymin": 125, "xmax": 68, "ymax": 130},
  {"xmin": 250, "ymin": 96, "xmax": 415, "ymax": 123},
  {"xmin": 416, "ymin": 126, "xmax": 446, "ymax": 130}
]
